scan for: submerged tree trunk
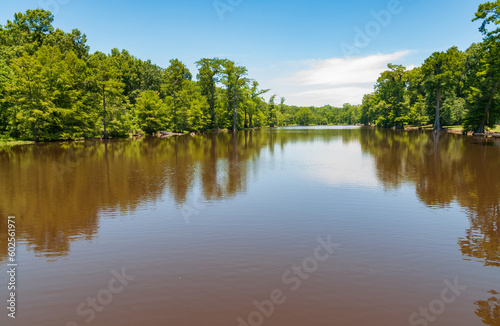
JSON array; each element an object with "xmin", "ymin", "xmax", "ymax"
[
  {"xmin": 433, "ymin": 85, "xmax": 442, "ymax": 131},
  {"xmin": 476, "ymin": 80, "xmax": 500, "ymax": 134}
]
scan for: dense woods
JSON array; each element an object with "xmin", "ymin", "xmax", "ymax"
[
  {"xmin": 0, "ymin": 9, "xmax": 359, "ymax": 142},
  {"xmin": 0, "ymin": 1, "xmax": 499, "ymax": 141},
  {"xmin": 358, "ymin": 1, "xmax": 500, "ymax": 133}
]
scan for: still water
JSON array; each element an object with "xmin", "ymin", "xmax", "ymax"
[{"xmin": 0, "ymin": 126, "xmax": 499, "ymax": 326}]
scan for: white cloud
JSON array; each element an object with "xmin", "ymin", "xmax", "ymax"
[{"xmin": 267, "ymin": 51, "xmax": 411, "ymax": 107}]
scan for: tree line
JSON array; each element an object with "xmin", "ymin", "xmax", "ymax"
[
  {"xmin": 1, "ymin": 2, "xmax": 497, "ymax": 141},
  {"xmin": 357, "ymin": 1, "xmax": 500, "ymax": 134},
  {"xmin": 0, "ymin": 9, "xmax": 358, "ymax": 142}
]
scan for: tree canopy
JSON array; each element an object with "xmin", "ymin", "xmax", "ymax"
[{"xmin": 1, "ymin": 3, "xmax": 499, "ymax": 140}]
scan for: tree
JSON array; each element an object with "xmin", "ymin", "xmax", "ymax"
[
  {"xmin": 464, "ymin": 1, "xmax": 500, "ymax": 133},
  {"xmin": 88, "ymin": 52, "xmax": 124, "ymax": 138},
  {"xmin": 376, "ymin": 64, "xmax": 407, "ymax": 129},
  {"xmin": 0, "ymin": 58, "xmax": 13, "ymax": 135},
  {"xmin": 44, "ymin": 28, "xmax": 90, "ymax": 59},
  {"xmin": 1, "ymin": 9, "xmax": 281, "ymax": 141},
  {"xmin": 421, "ymin": 47, "xmax": 464, "ymax": 131},
  {"xmin": 407, "ymin": 95, "xmax": 429, "ymax": 127},
  {"xmin": 474, "ymin": 0, "xmax": 500, "ymax": 38},
  {"xmin": 165, "ymin": 81, "xmax": 208, "ymax": 132},
  {"xmin": 7, "ymin": 46, "xmax": 89, "ymax": 140},
  {"xmin": 296, "ymin": 107, "xmax": 314, "ymax": 125},
  {"xmin": 221, "ymin": 60, "xmax": 247, "ymax": 130},
  {"xmin": 248, "ymin": 81, "xmax": 269, "ymax": 128},
  {"xmin": 163, "ymin": 59, "xmax": 192, "ymax": 132},
  {"xmin": 268, "ymin": 95, "xmax": 278, "ymax": 127},
  {"xmin": 196, "ymin": 58, "xmax": 224, "ymax": 128},
  {"xmin": 3, "ymin": 9, "xmax": 54, "ymax": 47},
  {"xmin": 359, "ymin": 93, "xmax": 379, "ymax": 126},
  {"xmin": 134, "ymin": 90, "xmax": 166, "ymax": 134}
]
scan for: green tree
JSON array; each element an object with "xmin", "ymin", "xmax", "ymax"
[
  {"xmin": 359, "ymin": 93, "xmax": 379, "ymax": 126},
  {"xmin": 88, "ymin": 52, "xmax": 124, "ymax": 138},
  {"xmin": 3, "ymin": 9, "xmax": 54, "ymax": 48},
  {"xmin": 268, "ymin": 95, "xmax": 278, "ymax": 127},
  {"xmin": 0, "ymin": 58, "xmax": 13, "ymax": 136},
  {"xmin": 248, "ymin": 81, "xmax": 269, "ymax": 128},
  {"xmin": 421, "ymin": 47, "xmax": 464, "ymax": 131},
  {"xmin": 163, "ymin": 59, "xmax": 192, "ymax": 131},
  {"xmin": 44, "ymin": 28, "xmax": 90, "ymax": 59},
  {"xmin": 165, "ymin": 81, "xmax": 208, "ymax": 132},
  {"xmin": 464, "ymin": 1, "xmax": 500, "ymax": 133},
  {"xmin": 221, "ymin": 60, "xmax": 247, "ymax": 130},
  {"xmin": 134, "ymin": 90, "xmax": 166, "ymax": 134},
  {"xmin": 296, "ymin": 107, "xmax": 313, "ymax": 125},
  {"xmin": 407, "ymin": 95, "xmax": 429, "ymax": 127},
  {"xmin": 196, "ymin": 58, "xmax": 224, "ymax": 128},
  {"xmin": 376, "ymin": 64, "xmax": 407, "ymax": 129},
  {"xmin": 7, "ymin": 46, "xmax": 90, "ymax": 140}
]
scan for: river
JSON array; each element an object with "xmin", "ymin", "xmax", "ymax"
[{"xmin": 0, "ymin": 126, "xmax": 498, "ymax": 326}]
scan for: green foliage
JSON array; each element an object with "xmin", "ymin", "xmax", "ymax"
[
  {"xmin": 421, "ymin": 47, "xmax": 465, "ymax": 130},
  {"xmin": 165, "ymin": 81, "xmax": 208, "ymax": 132},
  {"xmin": 474, "ymin": 0, "xmax": 500, "ymax": 38},
  {"xmin": 195, "ymin": 58, "xmax": 224, "ymax": 128},
  {"xmin": 87, "ymin": 52, "xmax": 125, "ymax": 138},
  {"xmin": 7, "ymin": 45, "xmax": 91, "ymax": 140},
  {"xmin": 2, "ymin": 3, "xmax": 500, "ymax": 141},
  {"xmin": 296, "ymin": 107, "xmax": 314, "ymax": 126},
  {"xmin": 376, "ymin": 64, "xmax": 407, "ymax": 128},
  {"xmin": 221, "ymin": 60, "xmax": 248, "ymax": 130},
  {"xmin": 134, "ymin": 90, "xmax": 166, "ymax": 134},
  {"xmin": 407, "ymin": 95, "xmax": 429, "ymax": 127},
  {"xmin": 463, "ymin": 2, "xmax": 500, "ymax": 133}
]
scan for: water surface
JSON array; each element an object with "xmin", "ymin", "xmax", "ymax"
[{"xmin": 0, "ymin": 126, "xmax": 499, "ymax": 326}]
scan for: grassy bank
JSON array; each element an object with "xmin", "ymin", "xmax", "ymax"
[
  {"xmin": 445, "ymin": 125, "xmax": 500, "ymax": 134},
  {"xmin": 0, "ymin": 139, "xmax": 35, "ymax": 146}
]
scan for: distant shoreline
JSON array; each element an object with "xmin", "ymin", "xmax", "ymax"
[{"xmin": 2, "ymin": 124, "xmax": 500, "ymax": 147}]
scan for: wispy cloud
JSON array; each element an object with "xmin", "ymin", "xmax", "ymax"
[{"xmin": 268, "ymin": 51, "xmax": 411, "ymax": 107}]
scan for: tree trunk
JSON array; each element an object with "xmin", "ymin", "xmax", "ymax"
[
  {"xmin": 476, "ymin": 80, "xmax": 500, "ymax": 134},
  {"xmin": 103, "ymin": 86, "xmax": 108, "ymax": 139},
  {"xmin": 249, "ymin": 113, "xmax": 253, "ymax": 128},
  {"xmin": 244, "ymin": 107, "xmax": 248, "ymax": 129},
  {"xmin": 395, "ymin": 104, "xmax": 403, "ymax": 130},
  {"xmin": 433, "ymin": 85, "xmax": 442, "ymax": 131},
  {"xmin": 33, "ymin": 119, "xmax": 38, "ymax": 142},
  {"xmin": 232, "ymin": 79, "xmax": 239, "ymax": 131},
  {"xmin": 210, "ymin": 83, "xmax": 215, "ymax": 129}
]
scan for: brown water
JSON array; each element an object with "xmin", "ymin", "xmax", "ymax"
[{"xmin": 0, "ymin": 126, "xmax": 499, "ymax": 326}]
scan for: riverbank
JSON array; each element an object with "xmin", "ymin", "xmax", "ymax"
[
  {"xmin": 402, "ymin": 124, "xmax": 500, "ymax": 138},
  {"xmin": 0, "ymin": 140, "xmax": 36, "ymax": 147}
]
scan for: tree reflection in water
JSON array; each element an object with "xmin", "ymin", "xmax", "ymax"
[{"xmin": 1, "ymin": 127, "xmax": 499, "ymax": 324}]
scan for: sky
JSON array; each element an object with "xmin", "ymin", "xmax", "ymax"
[{"xmin": 0, "ymin": 0, "xmax": 486, "ymax": 107}]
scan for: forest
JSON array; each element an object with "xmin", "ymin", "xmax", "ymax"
[
  {"xmin": 0, "ymin": 9, "xmax": 359, "ymax": 142},
  {"xmin": 0, "ymin": 1, "xmax": 499, "ymax": 141},
  {"xmin": 358, "ymin": 1, "xmax": 500, "ymax": 134}
]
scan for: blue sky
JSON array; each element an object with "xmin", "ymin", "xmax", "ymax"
[{"xmin": 0, "ymin": 0, "xmax": 485, "ymax": 106}]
